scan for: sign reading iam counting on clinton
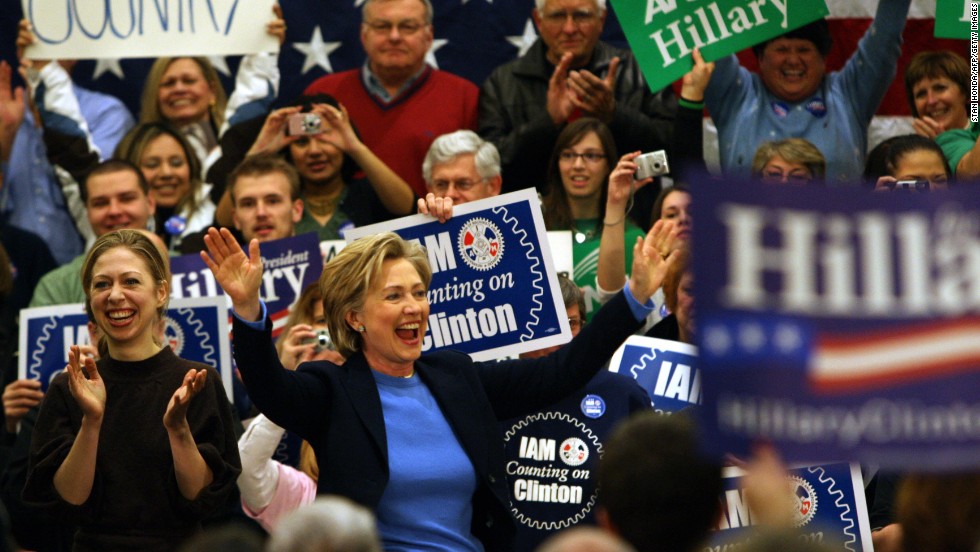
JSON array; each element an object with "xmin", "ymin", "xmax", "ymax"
[
  {"xmin": 709, "ymin": 463, "xmax": 873, "ymax": 551},
  {"xmin": 692, "ymin": 177, "xmax": 980, "ymax": 471},
  {"xmin": 21, "ymin": 0, "xmax": 279, "ymax": 60},
  {"xmin": 345, "ymin": 188, "xmax": 571, "ymax": 361},
  {"xmin": 609, "ymin": 335, "xmax": 702, "ymax": 414},
  {"xmin": 19, "ymin": 296, "xmax": 234, "ymax": 401},
  {"xmin": 609, "ymin": 0, "xmax": 829, "ymax": 93}
]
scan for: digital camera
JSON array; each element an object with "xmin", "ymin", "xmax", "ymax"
[
  {"xmin": 894, "ymin": 179, "xmax": 928, "ymax": 191},
  {"xmin": 303, "ymin": 329, "xmax": 335, "ymax": 353},
  {"xmin": 634, "ymin": 150, "xmax": 670, "ymax": 180},
  {"xmin": 287, "ymin": 113, "xmax": 324, "ymax": 136}
]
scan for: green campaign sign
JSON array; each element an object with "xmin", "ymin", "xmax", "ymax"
[
  {"xmin": 610, "ymin": 0, "xmax": 829, "ymax": 93},
  {"xmin": 935, "ymin": 0, "xmax": 975, "ymax": 39}
]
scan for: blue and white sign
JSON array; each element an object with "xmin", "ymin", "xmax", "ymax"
[
  {"xmin": 22, "ymin": 0, "xmax": 279, "ymax": 60},
  {"xmin": 609, "ymin": 336, "xmax": 701, "ymax": 414},
  {"xmin": 170, "ymin": 233, "xmax": 323, "ymax": 339},
  {"xmin": 19, "ymin": 296, "xmax": 234, "ymax": 400},
  {"xmin": 346, "ymin": 189, "xmax": 570, "ymax": 361},
  {"xmin": 693, "ymin": 178, "xmax": 980, "ymax": 470},
  {"xmin": 709, "ymin": 462, "xmax": 873, "ymax": 551}
]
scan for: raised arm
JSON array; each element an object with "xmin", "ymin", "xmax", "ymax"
[
  {"xmin": 313, "ymin": 103, "xmax": 415, "ymax": 215},
  {"xmin": 596, "ymin": 152, "xmax": 653, "ymax": 297},
  {"xmin": 201, "ymin": 227, "xmax": 264, "ymax": 321}
]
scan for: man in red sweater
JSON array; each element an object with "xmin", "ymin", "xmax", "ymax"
[{"xmin": 303, "ymin": 0, "xmax": 479, "ymax": 198}]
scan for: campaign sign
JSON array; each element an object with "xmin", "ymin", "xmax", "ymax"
[
  {"xmin": 693, "ymin": 178, "xmax": 980, "ymax": 470},
  {"xmin": 22, "ymin": 0, "xmax": 279, "ymax": 60},
  {"xmin": 345, "ymin": 189, "xmax": 570, "ymax": 361},
  {"xmin": 170, "ymin": 233, "xmax": 322, "ymax": 338},
  {"xmin": 709, "ymin": 463, "xmax": 873, "ymax": 551},
  {"xmin": 19, "ymin": 296, "xmax": 234, "ymax": 400},
  {"xmin": 609, "ymin": 0, "xmax": 829, "ymax": 93},
  {"xmin": 609, "ymin": 336, "xmax": 701, "ymax": 414},
  {"xmin": 934, "ymin": 0, "xmax": 975, "ymax": 39}
]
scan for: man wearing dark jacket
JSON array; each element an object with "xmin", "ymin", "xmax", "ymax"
[{"xmin": 478, "ymin": 0, "xmax": 675, "ymax": 207}]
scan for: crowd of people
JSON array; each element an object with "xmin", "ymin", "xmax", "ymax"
[{"xmin": 0, "ymin": 0, "xmax": 978, "ymax": 550}]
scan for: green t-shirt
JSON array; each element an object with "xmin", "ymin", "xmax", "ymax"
[
  {"xmin": 936, "ymin": 121, "xmax": 980, "ymax": 176},
  {"xmin": 571, "ymin": 218, "xmax": 645, "ymax": 322}
]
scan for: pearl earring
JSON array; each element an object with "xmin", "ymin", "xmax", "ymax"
[{"xmin": 358, "ymin": 325, "xmax": 366, "ymax": 332}]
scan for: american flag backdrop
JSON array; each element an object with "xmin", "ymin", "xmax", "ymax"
[{"xmin": 0, "ymin": 0, "xmax": 969, "ymax": 148}]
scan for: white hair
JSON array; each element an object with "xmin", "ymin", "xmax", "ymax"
[
  {"xmin": 534, "ymin": 0, "xmax": 606, "ymax": 12},
  {"xmin": 422, "ymin": 130, "xmax": 501, "ymax": 183},
  {"xmin": 266, "ymin": 496, "xmax": 382, "ymax": 552}
]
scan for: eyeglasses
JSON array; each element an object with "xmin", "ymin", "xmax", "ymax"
[
  {"xmin": 430, "ymin": 178, "xmax": 483, "ymax": 193},
  {"xmin": 559, "ymin": 151, "xmax": 606, "ymax": 164},
  {"xmin": 568, "ymin": 317, "xmax": 584, "ymax": 331},
  {"xmin": 363, "ymin": 19, "xmax": 427, "ymax": 36},
  {"xmin": 541, "ymin": 9, "xmax": 599, "ymax": 25},
  {"xmin": 761, "ymin": 171, "xmax": 812, "ymax": 185}
]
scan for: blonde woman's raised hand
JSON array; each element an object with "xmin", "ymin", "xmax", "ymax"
[
  {"xmin": 201, "ymin": 227, "xmax": 264, "ymax": 321},
  {"xmin": 628, "ymin": 219, "xmax": 679, "ymax": 303},
  {"xmin": 164, "ymin": 368, "xmax": 207, "ymax": 433},
  {"xmin": 65, "ymin": 345, "xmax": 106, "ymax": 422},
  {"xmin": 267, "ymin": 4, "xmax": 287, "ymax": 45}
]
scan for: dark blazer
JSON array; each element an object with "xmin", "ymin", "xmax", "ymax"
[{"xmin": 233, "ymin": 291, "xmax": 642, "ymax": 551}]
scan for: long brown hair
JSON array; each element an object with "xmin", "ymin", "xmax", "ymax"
[{"xmin": 541, "ymin": 118, "xmax": 617, "ymax": 234}]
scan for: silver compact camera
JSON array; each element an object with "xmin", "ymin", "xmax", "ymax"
[
  {"xmin": 634, "ymin": 150, "xmax": 670, "ymax": 180},
  {"xmin": 304, "ymin": 329, "xmax": 335, "ymax": 352},
  {"xmin": 286, "ymin": 112, "xmax": 324, "ymax": 136}
]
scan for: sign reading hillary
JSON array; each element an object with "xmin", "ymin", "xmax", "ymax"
[
  {"xmin": 610, "ymin": 0, "xmax": 829, "ymax": 92},
  {"xmin": 693, "ymin": 178, "xmax": 980, "ymax": 470},
  {"xmin": 170, "ymin": 232, "xmax": 322, "ymax": 338},
  {"xmin": 709, "ymin": 463, "xmax": 873, "ymax": 551},
  {"xmin": 345, "ymin": 189, "xmax": 570, "ymax": 361},
  {"xmin": 21, "ymin": 0, "xmax": 279, "ymax": 60},
  {"xmin": 609, "ymin": 336, "xmax": 701, "ymax": 414},
  {"xmin": 19, "ymin": 296, "xmax": 234, "ymax": 400}
]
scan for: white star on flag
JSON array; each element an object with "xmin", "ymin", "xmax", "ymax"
[
  {"xmin": 207, "ymin": 56, "xmax": 232, "ymax": 77},
  {"xmin": 507, "ymin": 19, "xmax": 538, "ymax": 57},
  {"xmin": 293, "ymin": 26, "xmax": 342, "ymax": 74},
  {"xmin": 92, "ymin": 58, "xmax": 124, "ymax": 80},
  {"xmin": 425, "ymin": 39, "xmax": 448, "ymax": 69}
]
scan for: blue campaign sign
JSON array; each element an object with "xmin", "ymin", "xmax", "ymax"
[
  {"xmin": 345, "ymin": 189, "xmax": 570, "ymax": 361},
  {"xmin": 19, "ymin": 297, "xmax": 234, "ymax": 400},
  {"xmin": 709, "ymin": 462, "xmax": 872, "ymax": 551},
  {"xmin": 692, "ymin": 178, "xmax": 980, "ymax": 470},
  {"xmin": 608, "ymin": 336, "xmax": 701, "ymax": 414},
  {"xmin": 170, "ymin": 233, "xmax": 323, "ymax": 338}
]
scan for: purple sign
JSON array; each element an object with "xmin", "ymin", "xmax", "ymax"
[
  {"xmin": 170, "ymin": 232, "xmax": 323, "ymax": 338},
  {"xmin": 693, "ymin": 178, "xmax": 980, "ymax": 470}
]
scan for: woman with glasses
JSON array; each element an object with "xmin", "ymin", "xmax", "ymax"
[
  {"xmin": 542, "ymin": 118, "xmax": 648, "ymax": 321},
  {"xmin": 751, "ymin": 138, "xmax": 826, "ymax": 186}
]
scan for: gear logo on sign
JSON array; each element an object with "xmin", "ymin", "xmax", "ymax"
[
  {"xmin": 164, "ymin": 316, "xmax": 185, "ymax": 356},
  {"xmin": 558, "ymin": 437, "xmax": 589, "ymax": 467},
  {"xmin": 789, "ymin": 476, "xmax": 818, "ymax": 527},
  {"xmin": 458, "ymin": 218, "xmax": 504, "ymax": 271}
]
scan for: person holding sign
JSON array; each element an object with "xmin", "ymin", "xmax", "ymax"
[
  {"xmin": 478, "ymin": 0, "xmax": 675, "ymax": 214},
  {"xmin": 202, "ymin": 220, "xmax": 675, "ymax": 551},
  {"xmin": 23, "ymin": 230, "xmax": 241, "ymax": 551},
  {"xmin": 704, "ymin": 0, "xmax": 912, "ymax": 184}
]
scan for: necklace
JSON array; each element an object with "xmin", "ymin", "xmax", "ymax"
[{"xmin": 305, "ymin": 195, "xmax": 339, "ymax": 217}]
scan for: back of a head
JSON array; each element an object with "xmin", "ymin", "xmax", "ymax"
[
  {"xmin": 266, "ymin": 496, "xmax": 382, "ymax": 552},
  {"xmin": 598, "ymin": 412, "xmax": 722, "ymax": 552},
  {"xmin": 897, "ymin": 472, "xmax": 980, "ymax": 552},
  {"xmin": 536, "ymin": 527, "xmax": 636, "ymax": 552}
]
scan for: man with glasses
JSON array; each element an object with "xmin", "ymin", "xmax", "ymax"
[
  {"xmin": 303, "ymin": 0, "xmax": 479, "ymax": 199},
  {"xmin": 478, "ymin": 0, "xmax": 675, "ymax": 203},
  {"xmin": 421, "ymin": 130, "xmax": 502, "ymax": 206}
]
